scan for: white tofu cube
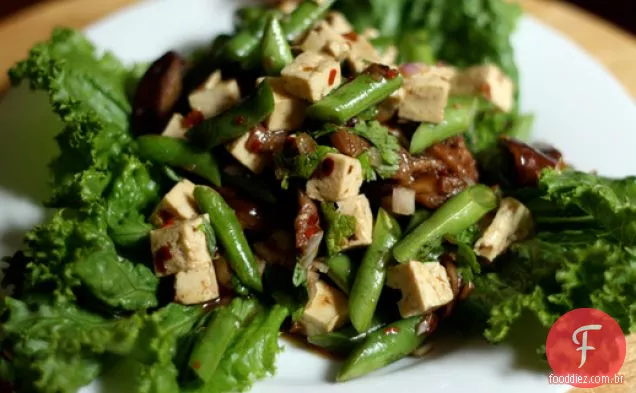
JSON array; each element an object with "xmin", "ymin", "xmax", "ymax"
[
  {"xmin": 300, "ymin": 280, "xmax": 349, "ymax": 336},
  {"xmin": 264, "ymin": 77, "xmax": 307, "ymax": 130},
  {"xmin": 200, "ymin": 70, "xmax": 222, "ymax": 90},
  {"xmin": 281, "ymin": 52, "xmax": 341, "ymax": 102},
  {"xmin": 452, "ymin": 64, "xmax": 514, "ymax": 112},
  {"xmin": 361, "ymin": 27, "xmax": 380, "ymax": 40},
  {"xmin": 387, "ymin": 261, "xmax": 454, "ymax": 318},
  {"xmin": 325, "ymin": 11, "xmax": 353, "ymax": 34},
  {"xmin": 474, "ymin": 197, "xmax": 534, "ymax": 262},
  {"xmin": 150, "ymin": 179, "xmax": 198, "ymax": 227},
  {"xmin": 436, "ymin": 65, "xmax": 459, "ymax": 82},
  {"xmin": 225, "ymin": 132, "xmax": 269, "ymax": 173},
  {"xmin": 188, "ymin": 79, "xmax": 241, "ymax": 118},
  {"xmin": 174, "ymin": 264, "xmax": 220, "ymax": 305},
  {"xmin": 300, "ymin": 21, "xmax": 352, "ymax": 60},
  {"xmin": 306, "ymin": 153, "xmax": 363, "ymax": 202},
  {"xmin": 336, "ymin": 194, "xmax": 373, "ymax": 249},
  {"xmin": 161, "ymin": 113, "xmax": 188, "ymax": 139},
  {"xmin": 344, "ymin": 34, "xmax": 382, "ymax": 74},
  {"xmin": 150, "ymin": 215, "xmax": 214, "ymax": 277},
  {"xmin": 398, "ymin": 68, "xmax": 451, "ymax": 123}
]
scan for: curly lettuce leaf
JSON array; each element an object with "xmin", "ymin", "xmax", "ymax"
[
  {"xmin": 335, "ymin": 0, "xmax": 522, "ymax": 83},
  {"xmin": 68, "ymin": 247, "xmax": 158, "ymax": 310},
  {"xmin": 9, "ymin": 28, "xmax": 139, "ymax": 207},
  {"xmin": 1, "ymin": 298, "xmax": 146, "ymax": 393},
  {"xmin": 457, "ymin": 227, "xmax": 636, "ymax": 344},
  {"xmin": 184, "ymin": 305, "xmax": 288, "ymax": 393},
  {"xmin": 130, "ymin": 304, "xmax": 205, "ymax": 393},
  {"xmin": 540, "ymin": 170, "xmax": 636, "ymax": 245}
]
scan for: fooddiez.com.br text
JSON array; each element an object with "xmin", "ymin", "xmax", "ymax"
[{"xmin": 548, "ymin": 373, "xmax": 625, "ymax": 386}]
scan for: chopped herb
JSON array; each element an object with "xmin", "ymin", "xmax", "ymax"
[{"xmin": 321, "ymin": 202, "xmax": 357, "ymax": 256}]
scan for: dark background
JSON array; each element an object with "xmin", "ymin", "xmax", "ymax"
[
  {"xmin": 568, "ymin": 0, "xmax": 636, "ymax": 34},
  {"xmin": 0, "ymin": 1, "xmax": 635, "ymax": 35}
]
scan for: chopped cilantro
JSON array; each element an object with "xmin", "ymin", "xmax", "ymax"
[
  {"xmin": 321, "ymin": 202, "xmax": 357, "ymax": 256},
  {"xmin": 276, "ymin": 145, "xmax": 336, "ymax": 189}
]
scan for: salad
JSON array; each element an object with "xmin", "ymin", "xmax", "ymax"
[{"xmin": 1, "ymin": 0, "xmax": 635, "ymax": 392}]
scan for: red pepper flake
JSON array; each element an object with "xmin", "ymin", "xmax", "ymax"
[
  {"xmin": 182, "ymin": 110, "xmax": 204, "ymax": 128},
  {"xmin": 328, "ymin": 69, "xmax": 338, "ymax": 86},
  {"xmin": 245, "ymin": 126, "xmax": 267, "ymax": 153},
  {"xmin": 235, "ymin": 115, "xmax": 246, "ymax": 126},
  {"xmin": 303, "ymin": 212, "xmax": 321, "ymax": 240},
  {"xmin": 384, "ymin": 326, "xmax": 400, "ymax": 335},
  {"xmin": 479, "ymin": 83, "xmax": 492, "ymax": 99},
  {"xmin": 161, "ymin": 217, "xmax": 176, "ymax": 228},
  {"xmin": 384, "ymin": 68, "xmax": 400, "ymax": 80},
  {"xmin": 154, "ymin": 245, "xmax": 172, "ymax": 274},
  {"xmin": 342, "ymin": 32, "xmax": 358, "ymax": 42},
  {"xmin": 158, "ymin": 210, "xmax": 174, "ymax": 224},
  {"xmin": 192, "ymin": 360, "xmax": 201, "ymax": 370}
]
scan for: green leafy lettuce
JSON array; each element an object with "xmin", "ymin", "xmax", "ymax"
[
  {"xmin": 2, "ymin": 28, "xmax": 163, "ymax": 392},
  {"xmin": 2, "ymin": 298, "xmax": 146, "ymax": 393},
  {"xmin": 335, "ymin": 0, "xmax": 522, "ymax": 83},
  {"xmin": 456, "ymin": 170, "xmax": 636, "ymax": 344}
]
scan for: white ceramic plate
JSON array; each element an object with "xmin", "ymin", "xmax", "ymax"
[{"xmin": 1, "ymin": 0, "xmax": 635, "ymax": 392}]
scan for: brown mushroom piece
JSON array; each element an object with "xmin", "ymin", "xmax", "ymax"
[
  {"xmin": 246, "ymin": 127, "xmax": 288, "ymax": 154},
  {"xmin": 392, "ymin": 136, "xmax": 479, "ymax": 209},
  {"xmin": 329, "ymin": 130, "xmax": 371, "ymax": 158},
  {"xmin": 132, "ymin": 51, "xmax": 185, "ymax": 135},
  {"xmin": 500, "ymin": 137, "xmax": 565, "ymax": 187},
  {"xmin": 295, "ymin": 191, "xmax": 323, "ymax": 251}
]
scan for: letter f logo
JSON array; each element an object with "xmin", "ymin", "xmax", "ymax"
[{"xmin": 572, "ymin": 324, "xmax": 602, "ymax": 368}]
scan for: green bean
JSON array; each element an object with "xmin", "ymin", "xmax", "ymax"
[
  {"xmin": 187, "ymin": 80, "xmax": 275, "ymax": 150},
  {"xmin": 349, "ymin": 209, "xmax": 402, "ymax": 333},
  {"xmin": 405, "ymin": 209, "xmax": 432, "ymax": 234},
  {"xmin": 326, "ymin": 253, "xmax": 355, "ymax": 294},
  {"xmin": 393, "ymin": 185, "xmax": 498, "ymax": 263},
  {"xmin": 261, "ymin": 16, "xmax": 293, "ymax": 75},
  {"xmin": 234, "ymin": 6, "xmax": 267, "ymax": 30},
  {"xmin": 136, "ymin": 135, "xmax": 221, "ymax": 186},
  {"xmin": 409, "ymin": 97, "xmax": 479, "ymax": 154},
  {"xmin": 337, "ymin": 316, "xmax": 428, "ymax": 382},
  {"xmin": 307, "ymin": 65, "xmax": 403, "ymax": 124},
  {"xmin": 308, "ymin": 316, "xmax": 386, "ymax": 355},
  {"xmin": 281, "ymin": 0, "xmax": 337, "ymax": 42},
  {"xmin": 188, "ymin": 308, "xmax": 240, "ymax": 381},
  {"xmin": 194, "ymin": 186, "xmax": 263, "ymax": 292},
  {"xmin": 223, "ymin": 14, "xmax": 270, "ymax": 64}
]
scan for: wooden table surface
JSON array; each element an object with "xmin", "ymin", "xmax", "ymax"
[{"xmin": 0, "ymin": 0, "xmax": 634, "ymax": 392}]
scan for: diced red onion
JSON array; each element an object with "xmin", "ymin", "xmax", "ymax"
[{"xmin": 399, "ymin": 63, "xmax": 423, "ymax": 77}]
